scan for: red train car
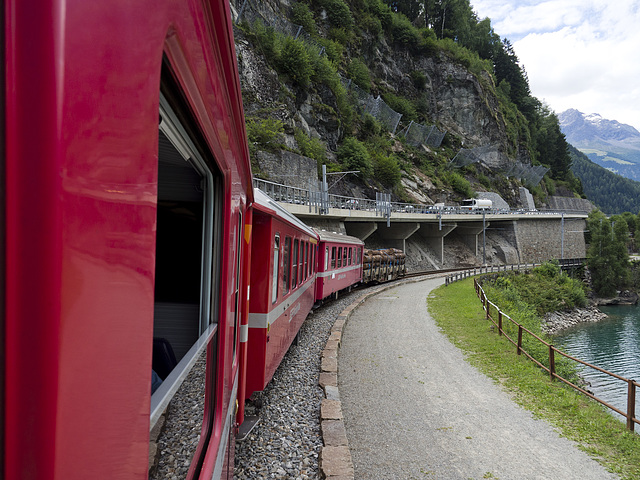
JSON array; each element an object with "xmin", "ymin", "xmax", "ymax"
[
  {"xmin": 245, "ymin": 189, "xmax": 319, "ymax": 401},
  {"xmin": 314, "ymin": 230, "xmax": 365, "ymax": 301},
  {"xmin": 4, "ymin": 1, "xmax": 252, "ymax": 479}
]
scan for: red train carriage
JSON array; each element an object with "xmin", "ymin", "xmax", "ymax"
[
  {"xmin": 4, "ymin": 1, "xmax": 251, "ymax": 479},
  {"xmin": 244, "ymin": 189, "xmax": 319, "ymax": 402},
  {"xmin": 314, "ymin": 230, "xmax": 364, "ymax": 301}
]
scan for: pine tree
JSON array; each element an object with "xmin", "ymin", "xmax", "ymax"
[{"xmin": 587, "ymin": 210, "xmax": 630, "ymax": 296}]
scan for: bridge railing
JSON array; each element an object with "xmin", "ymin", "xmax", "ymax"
[{"xmin": 252, "ymin": 178, "xmax": 590, "ymax": 217}]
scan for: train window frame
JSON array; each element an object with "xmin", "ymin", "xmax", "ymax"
[
  {"xmin": 232, "ymin": 213, "xmax": 243, "ymax": 362},
  {"xmin": 348, "ymin": 247, "xmax": 352, "ymax": 266},
  {"xmin": 325, "ymin": 247, "xmax": 329, "ymax": 271},
  {"xmin": 292, "ymin": 239, "xmax": 299, "ymax": 289},
  {"xmin": 337, "ymin": 247, "xmax": 342, "ymax": 268},
  {"xmin": 283, "ymin": 236, "xmax": 291, "ymax": 294},
  {"xmin": 150, "ymin": 93, "xmax": 220, "ymax": 429},
  {"xmin": 299, "ymin": 242, "xmax": 304, "ymax": 283},
  {"xmin": 331, "ymin": 247, "xmax": 336, "ymax": 269},
  {"xmin": 272, "ymin": 235, "xmax": 280, "ymax": 304}
]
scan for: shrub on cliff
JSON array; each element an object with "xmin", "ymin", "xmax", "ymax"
[{"xmin": 337, "ymin": 137, "xmax": 372, "ymax": 177}]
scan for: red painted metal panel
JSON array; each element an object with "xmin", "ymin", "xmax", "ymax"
[{"xmin": 4, "ymin": 0, "xmax": 251, "ymax": 479}]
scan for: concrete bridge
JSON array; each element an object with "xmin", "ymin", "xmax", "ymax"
[
  {"xmin": 253, "ymin": 178, "xmax": 588, "ymax": 268},
  {"xmin": 285, "ymin": 203, "xmax": 588, "ymax": 267}
]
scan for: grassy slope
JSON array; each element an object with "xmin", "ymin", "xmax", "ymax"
[{"xmin": 428, "ymin": 278, "xmax": 640, "ymax": 479}]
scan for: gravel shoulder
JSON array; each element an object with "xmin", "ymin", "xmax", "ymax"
[{"xmin": 339, "ymin": 278, "xmax": 619, "ymax": 480}]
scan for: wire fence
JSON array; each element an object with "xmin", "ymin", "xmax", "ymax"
[
  {"xmin": 451, "ymin": 145, "xmax": 549, "ymax": 186},
  {"xmin": 397, "ymin": 121, "xmax": 446, "ymax": 148}
]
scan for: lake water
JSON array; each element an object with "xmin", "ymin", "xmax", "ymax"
[{"xmin": 554, "ymin": 304, "xmax": 640, "ymax": 421}]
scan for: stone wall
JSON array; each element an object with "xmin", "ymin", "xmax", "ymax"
[
  {"xmin": 254, "ymin": 151, "xmax": 318, "ymax": 189},
  {"xmin": 514, "ymin": 218, "xmax": 586, "ymax": 263},
  {"xmin": 548, "ymin": 196, "xmax": 595, "ymax": 213}
]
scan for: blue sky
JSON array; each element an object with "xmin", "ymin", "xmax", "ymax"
[{"xmin": 470, "ymin": 0, "xmax": 640, "ymax": 130}]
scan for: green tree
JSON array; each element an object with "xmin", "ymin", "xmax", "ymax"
[
  {"xmin": 374, "ymin": 154, "xmax": 402, "ymax": 187},
  {"xmin": 587, "ymin": 210, "xmax": 631, "ymax": 296},
  {"xmin": 337, "ymin": 137, "xmax": 373, "ymax": 177},
  {"xmin": 279, "ymin": 37, "xmax": 313, "ymax": 87}
]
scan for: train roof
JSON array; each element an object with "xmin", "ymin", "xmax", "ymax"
[
  {"xmin": 313, "ymin": 228, "xmax": 364, "ymax": 246},
  {"xmin": 253, "ymin": 188, "xmax": 317, "ymax": 238}
]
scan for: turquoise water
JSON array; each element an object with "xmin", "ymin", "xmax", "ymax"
[{"xmin": 554, "ymin": 304, "xmax": 640, "ymax": 420}]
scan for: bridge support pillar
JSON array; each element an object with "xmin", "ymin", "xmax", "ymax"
[
  {"xmin": 417, "ymin": 223, "xmax": 457, "ymax": 264},
  {"xmin": 344, "ymin": 222, "xmax": 378, "ymax": 241},
  {"xmin": 376, "ymin": 222, "xmax": 421, "ymax": 252},
  {"xmin": 454, "ymin": 222, "xmax": 489, "ymax": 256}
]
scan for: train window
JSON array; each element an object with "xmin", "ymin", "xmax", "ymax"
[
  {"xmin": 348, "ymin": 247, "xmax": 352, "ymax": 266},
  {"xmin": 299, "ymin": 243, "xmax": 305, "ymax": 283},
  {"xmin": 325, "ymin": 247, "xmax": 329, "ymax": 270},
  {"xmin": 151, "ymin": 93, "xmax": 221, "ymax": 431},
  {"xmin": 343, "ymin": 248, "xmax": 347, "ymax": 267},
  {"xmin": 283, "ymin": 237, "xmax": 291, "ymax": 294},
  {"xmin": 292, "ymin": 239, "xmax": 299, "ymax": 288},
  {"xmin": 337, "ymin": 247, "xmax": 342, "ymax": 268},
  {"xmin": 272, "ymin": 235, "xmax": 280, "ymax": 304},
  {"xmin": 304, "ymin": 242, "xmax": 308, "ymax": 280}
]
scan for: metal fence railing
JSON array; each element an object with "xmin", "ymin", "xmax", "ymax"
[{"xmin": 253, "ymin": 178, "xmax": 591, "ymax": 217}]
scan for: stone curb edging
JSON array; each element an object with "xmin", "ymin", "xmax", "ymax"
[{"xmin": 318, "ymin": 274, "xmax": 445, "ymax": 479}]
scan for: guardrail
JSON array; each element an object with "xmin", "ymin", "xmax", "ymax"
[
  {"xmin": 444, "ymin": 259, "xmax": 585, "ymax": 285},
  {"xmin": 473, "ymin": 277, "xmax": 639, "ymax": 432},
  {"xmin": 253, "ymin": 178, "xmax": 590, "ymax": 217}
]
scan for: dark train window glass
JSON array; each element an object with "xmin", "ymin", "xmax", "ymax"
[
  {"xmin": 272, "ymin": 235, "xmax": 280, "ymax": 304},
  {"xmin": 337, "ymin": 247, "xmax": 342, "ymax": 268},
  {"xmin": 283, "ymin": 237, "xmax": 291, "ymax": 294},
  {"xmin": 331, "ymin": 247, "xmax": 336, "ymax": 269},
  {"xmin": 292, "ymin": 239, "xmax": 299, "ymax": 288},
  {"xmin": 348, "ymin": 247, "xmax": 352, "ymax": 266},
  {"xmin": 305, "ymin": 242, "xmax": 309, "ymax": 279},
  {"xmin": 299, "ymin": 242, "xmax": 304, "ymax": 282},
  {"xmin": 343, "ymin": 247, "xmax": 348, "ymax": 266}
]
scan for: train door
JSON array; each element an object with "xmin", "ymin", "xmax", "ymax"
[{"xmin": 272, "ymin": 235, "xmax": 280, "ymax": 304}]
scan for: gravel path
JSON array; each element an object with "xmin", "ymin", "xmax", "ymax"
[
  {"xmin": 234, "ymin": 292, "xmax": 360, "ymax": 479},
  {"xmin": 339, "ymin": 278, "xmax": 619, "ymax": 480}
]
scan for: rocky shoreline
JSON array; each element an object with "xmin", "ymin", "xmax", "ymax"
[
  {"xmin": 542, "ymin": 291, "xmax": 639, "ymax": 335},
  {"xmin": 542, "ymin": 307, "xmax": 608, "ymax": 335}
]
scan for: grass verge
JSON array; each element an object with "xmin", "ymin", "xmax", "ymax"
[{"xmin": 428, "ymin": 278, "xmax": 640, "ymax": 479}]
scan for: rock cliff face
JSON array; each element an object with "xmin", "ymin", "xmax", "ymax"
[{"xmin": 232, "ymin": 0, "xmax": 529, "ymax": 203}]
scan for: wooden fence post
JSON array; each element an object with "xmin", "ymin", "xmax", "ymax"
[
  {"xmin": 628, "ymin": 380, "xmax": 636, "ymax": 432},
  {"xmin": 498, "ymin": 311, "xmax": 503, "ymax": 336},
  {"xmin": 549, "ymin": 346, "xmax": 556, "ymax": 381},
  {"xmin": 517, "ymin": 326, "xmax": 523, "ymax": 355}
]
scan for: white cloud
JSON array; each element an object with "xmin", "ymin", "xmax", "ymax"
[{"xmin": 470, "ymin": 0, "xmax": 640, "ymax": 130}]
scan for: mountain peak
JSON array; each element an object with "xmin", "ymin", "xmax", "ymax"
[
  {"xmin": 559, "ymin": 110, "xmax": 640, "ymax": 143},
  {"xmin": 559, "ymin": 109, "xmax": 640, "ymax": 182}
]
